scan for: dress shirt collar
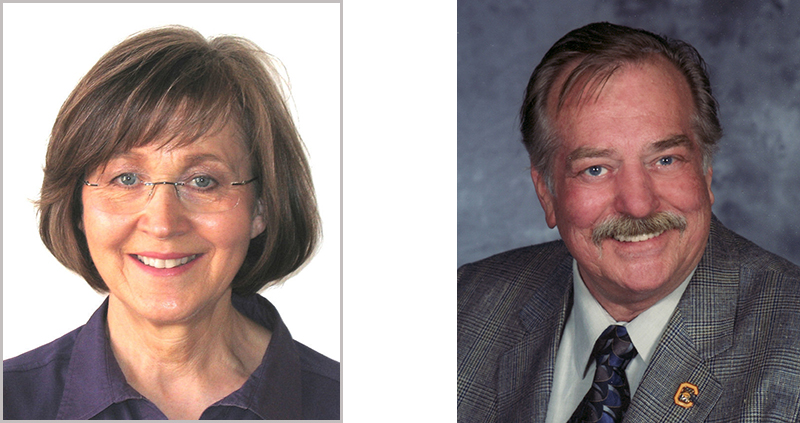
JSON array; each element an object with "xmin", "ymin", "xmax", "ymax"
[
  {"xmin": 56, "ymin": 293, "xmax": 303, "ymax": 419},
  {"xmin": 570, "ymin": 259, "xmax": 694, "ymax": 377}
]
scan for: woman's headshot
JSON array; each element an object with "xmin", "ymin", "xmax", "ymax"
[{"xmin": 3, "ymin": 4, "xmax": 340, "ymax": 420}]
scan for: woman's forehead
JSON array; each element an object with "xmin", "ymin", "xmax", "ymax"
[{"xmin": 97, "ymin": 126, "xmax": 251, "ymax": 172}]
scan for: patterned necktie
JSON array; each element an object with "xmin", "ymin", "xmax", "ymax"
[{"xmin": 567, "ymin": 325, "xmax": 638, "ymax": 423}]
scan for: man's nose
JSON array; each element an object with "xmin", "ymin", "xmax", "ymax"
[
  {"xmin": 136, "ymin": 183, "xmax": 191, "ymax": 238},
  {"xmin": 613, "ymin": 164, "xmax": 660, "ymax": 218}
]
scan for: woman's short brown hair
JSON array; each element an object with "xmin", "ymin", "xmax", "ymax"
[{"xmin": 38, "ymin": 25, "xmax": 320, "ymax": 295}]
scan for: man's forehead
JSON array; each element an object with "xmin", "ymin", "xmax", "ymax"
[
  {"xmin": 550, "ymin": 55, "xmax": 686, "ymax": 115},
  {"xmin": 551, "ymin": 58, "xmax": 696, "ymax": 152}
]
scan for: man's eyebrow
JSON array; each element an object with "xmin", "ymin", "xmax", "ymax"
[
  {"xmin": 566, "ymin": 146, "xmax": 615, "ymax": 164},
  {"xmin": 565, "ymin": 135, "xmax": 693, "ymax": 165},
  {"xmin": 650, "ymin": 135, "xmax": 692, "ymax": 153}
]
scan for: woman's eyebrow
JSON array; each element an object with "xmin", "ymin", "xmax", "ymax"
[
  {"xmin": 183, "ymin": 153, "xmax": 251, "ymax": 174},
  {"xmin": 107, "ymin": 151, "xmax": 145, "ymax": 162},
  {"xmin": 97, "ymin": 152, "xmax": 146, "ymax": 172},
  {"xmin": 107, "ymin": 152, "xmax": 234, "ymax": 167},
  {"xmin": 182, "ymin": 153, "xmax": 230, "ymax": 166}
]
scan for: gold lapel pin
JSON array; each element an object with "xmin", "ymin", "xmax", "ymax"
[{"xmin": 674, "ymin": 382, "xmax": 699, "ymax": 408}]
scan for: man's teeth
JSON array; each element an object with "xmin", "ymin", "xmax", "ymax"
[
  {"xmin": 137, "ymin": 255, "xmax": 197, "ymax": 269},
  {"xmin": 614, "ymin": 231, "xmax": 664, "ymax": 243}
]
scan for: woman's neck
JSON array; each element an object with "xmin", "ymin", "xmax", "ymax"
[{"xmin": 106, "ymin": 291, "xmax": 270, "ymax": 419}]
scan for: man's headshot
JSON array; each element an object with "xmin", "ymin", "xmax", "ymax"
[
  {"xmin": 458, "ymin": 21, "xmax": 800, "ymax": 422},
  {"xmin": 523, "ymin": 26, "xmax": 718, "ymax": 322}
]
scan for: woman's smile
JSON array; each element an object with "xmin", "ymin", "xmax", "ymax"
[
  {"xmin": 129, "ymin": 253, "xmax": 202, "ymax": 277},
  {"xmin": 134, "ymin": 253, "xmax": 199, "ymax": 269},
  {"xmin": 129, "ymin": 253, "xmax": 201, "ymax": 277}
]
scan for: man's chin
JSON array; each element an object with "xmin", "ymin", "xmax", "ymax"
[{"xmin": 586, "ymin": 254, "xmax": 679, "ymax": 294}]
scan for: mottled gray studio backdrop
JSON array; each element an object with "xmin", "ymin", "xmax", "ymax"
[{"xmin": 458, "ymin": 0, "xmax": 800, "ymax": 267}]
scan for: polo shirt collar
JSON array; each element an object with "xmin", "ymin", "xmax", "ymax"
[
  {"xmin": 56, "ymin": 294, "xmax": 303, "ymax": 419},
  {"xmin": 224, "ymin": 293, "xmax": 303, "ymax": 419},
  {"xmin": 56, "ymin": 298, "xmax": 143, "ymax": 419}
]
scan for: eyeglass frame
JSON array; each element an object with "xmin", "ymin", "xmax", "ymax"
[{"xmin": 82, "ymin": 176, "xmax": 259, "ymax": 213}]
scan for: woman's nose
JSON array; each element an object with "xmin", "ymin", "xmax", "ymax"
[{"xmin": 136, "ymin": 183, "xmax": 191, "ymax": 238}]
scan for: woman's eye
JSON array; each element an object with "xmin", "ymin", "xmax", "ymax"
[
  {"xmin": 659, "ymin": 156, "xmax": 674, "ymax": 166},
  {"xmin": 584, "ymin": 165, "xmax": 607, "ymax": 177},
  {"xmin": 114, "ymin": 173, "xmax": 139, "ymax": 186},
  {"xmin": 189, "ymin": 175, "xmax": 217, "ymax": 189}
]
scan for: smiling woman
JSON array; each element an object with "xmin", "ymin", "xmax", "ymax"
[{"xmin": 3, "ymin": 25, "xmax": 339, "ymax": 420}]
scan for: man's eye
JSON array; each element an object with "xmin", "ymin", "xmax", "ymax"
[
  {"xmin": 584, "ymin": 165, "xmax": 607, "ymax": 177},
  {"xmin": 659, "ymin": 156, "xmax": 674, "ymax": 166}
]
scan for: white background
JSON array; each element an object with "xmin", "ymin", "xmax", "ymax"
[
  {"xmin": 3, "ymin": 1, "xmax": 455, "ymax": 421},
  {"xmin": 2, "ymin": 3, "xmax": 340, "ymax": 361}
]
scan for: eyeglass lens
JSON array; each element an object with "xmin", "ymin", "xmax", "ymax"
[{"xmin": 84, "ymin": 173, "xmax": 254, "ymax": 214}]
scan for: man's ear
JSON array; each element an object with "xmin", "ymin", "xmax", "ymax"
[
  {"xmin": 705, "ymin": 165, "xmax": 715, "ymax": 206},
  {"xmin": 531, "ymin": 168, "xmax": 557, "ymax": 229},
  {"xmin": 250, "ymin": 200, "xmax": 267, "ymax": 239}
]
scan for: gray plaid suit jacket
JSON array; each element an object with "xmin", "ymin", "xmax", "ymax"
[{"xmin": 458, "ymin": 216, "xmax": 800, "ymax": 422}]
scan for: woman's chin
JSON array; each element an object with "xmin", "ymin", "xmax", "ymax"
[{"xmin": 111, "ymin": 294, "xmax": 209, "ymax": 326}]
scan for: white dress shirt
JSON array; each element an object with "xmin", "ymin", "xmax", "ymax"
[{"xmin": 544, "ymin": 260, "xmax": 693, "ymax": 423}]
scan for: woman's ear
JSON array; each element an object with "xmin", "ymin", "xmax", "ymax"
[{"xmin": 250, "ymin": 200, "xmax": 267, "ymax": 239}]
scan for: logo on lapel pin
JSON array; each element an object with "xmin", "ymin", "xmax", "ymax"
[{"xmin": 674, "ymin": 382, "xmax": 699, "ymax": 409}]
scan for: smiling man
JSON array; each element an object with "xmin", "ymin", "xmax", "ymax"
[{"xmin": 457, "ymin": 22, "xmax": 800, "ymax": 423}]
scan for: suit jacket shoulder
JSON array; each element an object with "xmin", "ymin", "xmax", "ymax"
[
  {"xmin": 458, "ymin": 241, "xmax": 573, "ymax": 422},
  {"xmin": 702, "ymin": 219, "xmax": 799, "ymax": 421},
  {"xmin": 458, "ymin": 240, "xmax": 571, "ymax": 309}
]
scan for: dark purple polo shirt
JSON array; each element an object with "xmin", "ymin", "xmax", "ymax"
[{"xmin": 3, "ymin": 293, "xmax": 339, "ymax": 419}]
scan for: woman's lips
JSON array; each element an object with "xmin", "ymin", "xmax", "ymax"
[
  {"xmin": 135, "ymin": 254, "xmax": 198, "ymax": 269},
  {"xmin": 129, "ymin": 253, "xmax": 201, "ymax": 276}
]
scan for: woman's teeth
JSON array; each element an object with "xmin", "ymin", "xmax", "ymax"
[
  {"xmin": 136, "ymin": 254, "xmax": 197, "ymax": 269},
  {"xmin": 614, "ymin": 231, "xmax": 664, "ymax": 243}
]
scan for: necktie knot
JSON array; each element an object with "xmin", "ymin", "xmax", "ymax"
[
  {"xmin": 592, "ymin": 325, "xmax": 637, "ymax": 370},
  {"xmin": 568, "ymin": 325, "xmax": 638, "ymax": 423}
]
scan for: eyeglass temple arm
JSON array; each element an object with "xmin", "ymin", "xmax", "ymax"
[{"xmin": 231, "ymin": 177, "xmax": 259, "ymax": 186}]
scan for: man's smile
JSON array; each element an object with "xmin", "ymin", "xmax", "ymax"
[{"xmin": 612, "ymin": 230, "xmax": 665, "ymax": 243}]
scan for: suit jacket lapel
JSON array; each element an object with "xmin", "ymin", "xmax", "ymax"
[
  {"xmin": 626, "ymin": 217, "xmax": 739, "ymax": 422},
  {"xmin": 497, "ymin": 256, "xmax": 573, "ymax": 422},
  {"xmin": 625, "ymin": 308, "xmax": 724, "ymax": 422}
]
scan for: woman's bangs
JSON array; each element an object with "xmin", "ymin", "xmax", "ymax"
[{"xmin": 107, "ymin": 64, "xmax": 241, "ymax": 162}]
